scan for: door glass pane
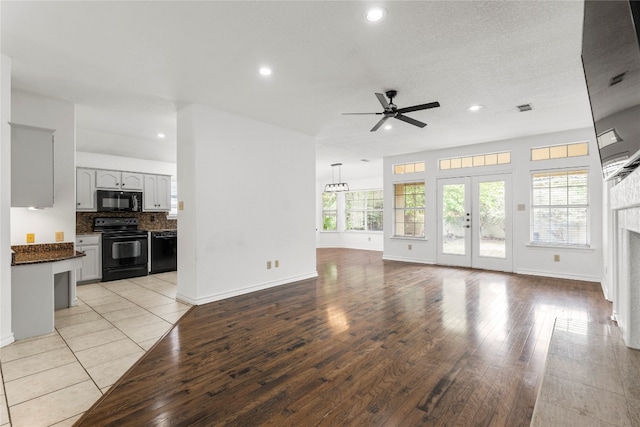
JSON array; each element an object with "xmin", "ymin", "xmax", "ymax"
[
  {"xmin": 478, "ymin": 180, "xmax": 506, "ymax": 258},
  {"xmin": 442, "ymin": 183, "xmax": 466, "ymax": 255}
]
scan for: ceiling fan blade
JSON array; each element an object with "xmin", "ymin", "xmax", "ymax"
[
  {"xmin": 375, "ymin": 93, "xmax": 390, "ymax": 110},
  {"xmin": 370, "ymin": 116, "xmax": 390, "ymax": 132},
  {"xmin": 396, "ymin": 101, "xmax": 440, "ymax": 114},
  {"xmin": 395, "ymin": 114, "xmax": 427, "ymax": 128},
  {"xmin": 342, "ymin": 112, "xmax": 383, "ymax": 115}
]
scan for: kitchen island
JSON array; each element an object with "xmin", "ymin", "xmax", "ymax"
[{"xmin": 11, "ymin": 243, "xmax": 84, "ymax": 340}]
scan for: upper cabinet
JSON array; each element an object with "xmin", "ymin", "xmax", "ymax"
[
  {"xmin": 76, "ymin": 168, "xmax": 171, "ymax": 212},
  {"xmin": 10, "ymin": 123, "xmax": 55, "ymax": 208},
  {"xmin": 76, "ymin": 168, "xmax": 96, "ymax": 211},
  {"xmin": 96, "ymin": 170, "xmax": 143, "ymax": 190},
  {"xmin": 143, "ymin": 174, "xmax": 171, "ymax": 211}
]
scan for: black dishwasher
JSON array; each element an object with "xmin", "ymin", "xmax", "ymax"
[{"xmin": 150, "ymin": 230, "xmax": 177, "ymax": 274}]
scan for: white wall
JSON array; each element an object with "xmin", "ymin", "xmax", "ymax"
[
  {"xmin": 383, "ymin": 128, "xmax": 604, "ymax": 282},
  {"xmin": 76, "ymin": 151, "xmax": 176, "ymax": 177},
  {"xmin": 10, "ymin": 91, "xmax": 76, "ymax": 246},
  {"xmin": 316, "ymin": 176, "xmax": 384, "ymax": 251},
  {"xmin": 1, "ymin": 55, "xmax": 13, "ymax": 346},
  {"xmin": 176, "ymin": 104, "xmax": 317, "ymax": 305}
]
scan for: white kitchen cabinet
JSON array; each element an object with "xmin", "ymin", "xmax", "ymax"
[
  {"xmin": 10, "ymin": 123, "xmax": 55, "ymax": 208},
  {"xmin": 143, "ymin": 174, "xmax": 171, "ymax": 211},
  {"xmin": 76, "ymin": 168, "xmax": 96, "ymax": 211},
  {"xmin": 96, "ymin": 170, "xmax": 143, "ymax": 190},
  {"xmin": 76, "ymin": 234, "xmax": 101, "ymax": 283}
]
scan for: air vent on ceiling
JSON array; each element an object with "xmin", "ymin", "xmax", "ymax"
[
  {"xmin": 609, "ymin": 72, "xmax": 626, "ymax": 86},
  {"xmin": 517, "ymin": 104, "xmax": 533, "ymax": 112},
  {"xmin": 360, "ymin": 159, "xmax": 370, "ymax": 162}
]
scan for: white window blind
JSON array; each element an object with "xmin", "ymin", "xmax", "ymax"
[
  {"xmin": 394, "ymin": 182, "xmax": 425, "ymax": 238},
  {"xmin": 322, "ymin": 192, "xmax": 338, "ymax": 231},
  {"xmin": 345, "ymin": 190, "xmax": 383, "ymax": 231},
  {"xmin": 531, "ymin": 170, "xmax": 589, "ymax": 245}
]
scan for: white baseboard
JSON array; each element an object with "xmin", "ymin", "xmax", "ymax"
[
  {"xmin": 176, "ymin": 271, "xmax": 319, "ymax": 306},
  {"xmin": 1, "ymin": 333, "xmax": 15, "ymax": 348},
  {"xmin": 516, "ymin": 268, "xmax": 601, "ymax": 283},
  {"xmin": 382, "ymin": 255, "xmax": 435, "ymax": 265}
]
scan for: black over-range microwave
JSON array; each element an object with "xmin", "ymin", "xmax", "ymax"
[{"xmin": 96, "ymin": 190, "xmax": 142, "ymax": 212}]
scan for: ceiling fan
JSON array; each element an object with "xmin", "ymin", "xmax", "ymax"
[{"xmin": 343, "ymin": 90, "xmax": 440, "ymax": 132}]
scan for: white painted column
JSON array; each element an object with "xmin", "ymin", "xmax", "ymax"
[
  {"xmin": 1, "ymin": 54, "xmax": 13, "ymax": 347},
  {"xmin": 176, "ymin": 104, "xmax": 317, "ymax": 305}
]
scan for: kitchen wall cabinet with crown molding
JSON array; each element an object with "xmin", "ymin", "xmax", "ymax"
[
  {"xmin": 143, "ymin": 174, "xmax": 171, "ymax": 211},
  {"xmin": 76, "ymin": 168, "xmax": 96, "ymax": 211},
  {"xmin": 96, "ymin": 170, "xmax": 143, "ymax": 190},
  {"xmin": 75, "ymin": 234, "xmax": 101, "ymax": 283}
]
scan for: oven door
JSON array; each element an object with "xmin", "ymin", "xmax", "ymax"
[{"xmin": 102, "ymin": 233, "xmax": 148, "ymax": 281}]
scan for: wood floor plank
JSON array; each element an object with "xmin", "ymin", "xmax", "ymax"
[{"xmin": 75, "ymin": 249, "xmax": 613, "ymax": 426}]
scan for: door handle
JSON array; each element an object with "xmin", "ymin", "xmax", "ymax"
[{"xmin": 463, "ymin": 225, "xmax": 471, "ymax": 228}]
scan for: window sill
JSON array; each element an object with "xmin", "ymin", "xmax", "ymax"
[
  {"xmin": 344, "ymin": 230, "xmax": 383, "ymax": 234},
  {"xmin": 526, "ymin": 243, "xmax": 594, "ymax": 251},
  {"xmin": 167, "ymin": 214, "xmax": 178, "ymax": 220},
  {"xmin": 319, "ymin": 230, "xmax": 340, "ymax": 233}
]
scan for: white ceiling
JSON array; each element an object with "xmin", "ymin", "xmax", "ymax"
[{"xmin": 1, "ymin": 1, "xmax": 594, "ymax": 181}]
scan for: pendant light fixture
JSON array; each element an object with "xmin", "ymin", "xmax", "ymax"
[{"xmin": 324, "ymin": 163, "xmax": 350, "ymax": 192}]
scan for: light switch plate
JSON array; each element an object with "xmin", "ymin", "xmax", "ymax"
[
  {"xmin": 178, "ymin": 201, "xmax": 184, "ymax": 211},
  {"xmin": 55, "ymin": 231, "xmax": 64, "ymax": 242},
  {"xmin": 26, "ymin": 233, "xmax": 35, "ymax": 243},
  {"xmin": 517, "ymin": 204, "xmax": 526, "ymax": 211}
]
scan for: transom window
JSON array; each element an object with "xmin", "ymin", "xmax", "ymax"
[
  {"xmin": 439, "ymin": 151, "xmax": 511, "ymax": 170},
  {"xmin": 345, "ymin": 190, "xmax": 383, "ymax": 231},
  {"xmin": 322, "ymin": 193, "xmax": 338, "ymax": 231},
  {"xmin": 531, "ymin": 142, "xmax": 589, "ymax": 161},
  {"xmin": 394, "ymin": 182, "xmax": 425, "ymax": 238},
  {"xmin": 394, "ymin": 161, "xmax": 425, "ymax": 175},
  {"xmin": 531, "ymin": 169, "xmax": 589, "ymax": 246}
]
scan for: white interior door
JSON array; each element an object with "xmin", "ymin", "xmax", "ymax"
[{"xmin": 437, "ymin": 174, "xmax": 512, "ymax": 272}]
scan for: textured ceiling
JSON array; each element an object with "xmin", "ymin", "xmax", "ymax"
[{"xmin": 1, "ymin": 1, "xmax": 594, "ymax": 180}]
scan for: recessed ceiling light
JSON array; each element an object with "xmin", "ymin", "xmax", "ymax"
[
  {"xmin": 157, "ymin": 133, "xmax": 165, "ymax": 138},
  {"xmin": 467, "ymin": 105, "xmax": 483, "ymax": 112},
  {"xmin": 384, "ymin": 124, "xmax": 392, "ymax": 130},
  {"xmin": 366, "ymin": 7, "xmax": 386, "ymax": 22},
  {"xmin": 259, "ymin": 67, "xmax": 272, "ymax": 76}
]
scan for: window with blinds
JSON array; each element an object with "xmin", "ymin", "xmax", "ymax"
[
  {"xmin": 322, "ymin": 193, "xmax": 338, "ymax": 231},
  {"xmin": 345, "ymin": 190, "xmax": 383, "ymax": 231},
  {"xmin": 394, "ymin": 182, "xmax": 425, "ymax": 238},
  {"xmin": 531, "ymin": 170, "xmax": 589, "ymax": 246}
]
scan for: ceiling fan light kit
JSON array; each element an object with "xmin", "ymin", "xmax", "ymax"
[
  {"xmin": 324, "ymin": 163, "xmax": 350, "ymax": 192},
  {"xmin": 342, "ymin": 90, "xmax": 440, "ymax": 132}
]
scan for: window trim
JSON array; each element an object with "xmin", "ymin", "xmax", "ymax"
[
  {"xmin": 393, "ymin": 181, "xmax": 426, "ymax": 239},
  {"xmin": 321, "ymin": 192, "xmax": 339, "ymax": 232},
  {"xmin": 529, "ymin": 167, "xmax": 590, "ymax": 247},
  {"xmin": 344, "ymin": 189, "xmax": 383, "ymax": 232}
]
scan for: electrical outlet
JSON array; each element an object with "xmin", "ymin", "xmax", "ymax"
[
  {"xmin": 408, "ymin": 244, "xmax": 412, "ymax": 250},
  {"xmin": 554, "ymin": 254, "xmax": 560, "ymax": 262},
  {"xmin": 26, "ymin": 233, "xmax": 35, "ymax": 243},
  {"xmin": 55, "ymin": 231, "xmax": 64, "ymax": 242},
  {"xmin": 267, "ymin": 261, "xmax": 272, "ymax": 269},
  {"xmin": 275, "ymin": 260, "xmax": 279, "ymax": 268}
]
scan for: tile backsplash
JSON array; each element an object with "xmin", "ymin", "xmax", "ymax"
[{"xmin": 77, "ymin": 212, "xmax": 177, "ymax": 234}]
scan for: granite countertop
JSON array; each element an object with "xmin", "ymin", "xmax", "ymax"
[{"xmin": 11, "ymin": 242, "xmax": 85, "ymax": 266}]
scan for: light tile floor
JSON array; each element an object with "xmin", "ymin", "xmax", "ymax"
[
  {"xmin": 0, "ymin": 272, "xmax": 189, "ymax": 427},
  {"xmin": 531, "ymin": 318, "xmax": 640, "ymax": 426}
]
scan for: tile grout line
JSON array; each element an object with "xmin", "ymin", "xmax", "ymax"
[
  {"xmin": 0, "ymin": 362, "xmax": 12, "ymax": 427},
  {"xmin": 0, "ymin": 274, "xmax": 180, "ymax": 427}
]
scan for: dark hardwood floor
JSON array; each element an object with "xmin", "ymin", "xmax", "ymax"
[{"xmin": 76, "ymin": 248, "xmax": 612, "ymax": 426}]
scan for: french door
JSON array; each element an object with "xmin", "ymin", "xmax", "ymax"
[{"xmin": 437, "ymin": 174, "xmax": 512, "ymax": 272}]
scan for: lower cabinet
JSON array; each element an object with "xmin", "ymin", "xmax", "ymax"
[{"xmin": 76, "ymin": 234, "xmax": 101, "ymax": 283}]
